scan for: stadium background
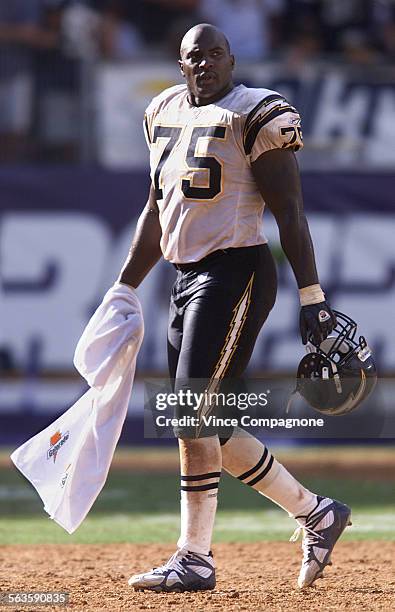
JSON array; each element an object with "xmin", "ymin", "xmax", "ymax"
[{"xmin": 0, "ymin": 2, "xmax": 394, "ymax": 610}]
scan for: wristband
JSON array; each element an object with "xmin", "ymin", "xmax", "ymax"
[{"xmin": 299, "ymin": 284, "xmax": 325, "ymax": 306}]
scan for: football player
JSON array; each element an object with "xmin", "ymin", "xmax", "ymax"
[{"xmin": 120, "ymin": 23, "xmax": 351, "ymax": 592}]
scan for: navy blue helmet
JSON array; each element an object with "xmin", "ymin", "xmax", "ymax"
[{"xmin": 296, "ymin": 310, "xmax": 377, "ymax": 416}]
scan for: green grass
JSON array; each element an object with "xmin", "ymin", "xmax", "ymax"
[
  {"xmin": 1, "ymin": 509, "xmax": 394, "ymax": 546},
  {"xmin": 0, "ymin": 460, "xmax": 394, "ymax": 545}
]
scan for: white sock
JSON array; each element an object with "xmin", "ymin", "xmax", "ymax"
[
  {"xmin": 222, "ymin": 429, "xmax": 317, "ymax": 517},
  {"xmin": 260, "ymin": 463, "xmax": 317, "ymax": 517},
  {"xmin": 177, "ymin": 472, "xmax": 219, "ymax": 555}
]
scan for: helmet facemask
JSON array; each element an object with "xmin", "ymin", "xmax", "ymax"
[{"xmin": 291, "ymin": 310, "xmax": 377, "ymax": 416}]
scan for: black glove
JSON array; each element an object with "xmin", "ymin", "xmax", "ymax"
[{"xmin": 299, "ymin": 301, "xmax": 337, "ymax": 345}]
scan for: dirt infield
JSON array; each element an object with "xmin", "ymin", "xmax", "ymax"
[{"xmin": 1, "ymin": 542, "xmax": 394, "ymax": 611}]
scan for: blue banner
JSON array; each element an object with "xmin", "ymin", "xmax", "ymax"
[{"xmin": 0, "ymin": 167, "xmax": 394, "ymax": 387}]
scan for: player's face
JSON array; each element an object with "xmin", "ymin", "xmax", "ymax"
[{"xmin": 179, "ymin": 33, "xmax": 234, "ymax": 105}]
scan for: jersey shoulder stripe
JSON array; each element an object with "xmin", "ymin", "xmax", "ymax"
[
  {"xmin": 243, "ymin": 93, "xmax": 287, "ymax": 130},
  {"xmin": 143, "ymin": 114, "xmax": 151, "ymax": 145},
  {"xmin": 243, "ymin": 95, "xmax": 299, "ymax": 155}
]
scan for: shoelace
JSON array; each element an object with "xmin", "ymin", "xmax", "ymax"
[
  {"xmin": 289, "ymin": 524, "xmax": 325, "ymax": 543},
  {"xmin": 290, "ymin": 525, "xmax": 325, "ymax": 564},
  {"xmin": 152, "ymin": 551, "xmax": 190, "ymax": 575}
]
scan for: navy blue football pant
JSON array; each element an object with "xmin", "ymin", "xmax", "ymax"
[{"xmin": 167, "ymin": 244, "xmax": 277, "ymax": 439}]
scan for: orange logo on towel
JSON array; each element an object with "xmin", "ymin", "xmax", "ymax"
[
  {"xmin": 47, "ymin": 430, "xmax": 69, "ymax": 463},
  {"xmin": 50, "ymin": 431, "xmax": 61, "ymax": 447}
]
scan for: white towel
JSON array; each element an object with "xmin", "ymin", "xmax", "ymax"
[{"xmin": 10, "ymin": 282, "xmax": 144, "ymax": 534}]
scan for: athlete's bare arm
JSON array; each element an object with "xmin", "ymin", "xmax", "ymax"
[
  {"xmin": 252, "ymin": 148, "xmax": 336, "ymax": 344},
  {"xmin": 251, "ymin": 148, "xmax": 319, "ymax": 290},
  {"xmin": 119, "ymin": 185, "xmax": 162, "ymax": 288}
]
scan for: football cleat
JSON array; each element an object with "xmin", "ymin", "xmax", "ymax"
[
  {"xmin": 290, "ymin": 496, "xmax": 352, "ymax": 588},
  {"xmin": 128, "ymin": 548, "xmax": 216, "ymax": 592}
]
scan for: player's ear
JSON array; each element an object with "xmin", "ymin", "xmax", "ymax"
[
  {"xmin": 179, "ymin": 60, "xmax": 185, "ymax": 77},
  {"xmin": 230, "ymin": 54, "xmax": 235, "ymax": 70}
]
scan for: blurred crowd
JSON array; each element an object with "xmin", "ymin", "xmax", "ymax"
[
  {"xmin": 1, "ymin": 0, "xmax": 395, "ymax": 162},
  {"xmin": 5, "ymin": 0, "xmax": 391, "ymax": 63}
]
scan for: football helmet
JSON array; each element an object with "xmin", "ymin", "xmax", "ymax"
[{"xmin": 295, "ymin": 310, "xmax": 377, "ymax": 416}]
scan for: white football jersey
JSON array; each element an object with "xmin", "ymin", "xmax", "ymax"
[{"xmin": 144, "ymin": 83, "xmax": 303, "ymax": 263}]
